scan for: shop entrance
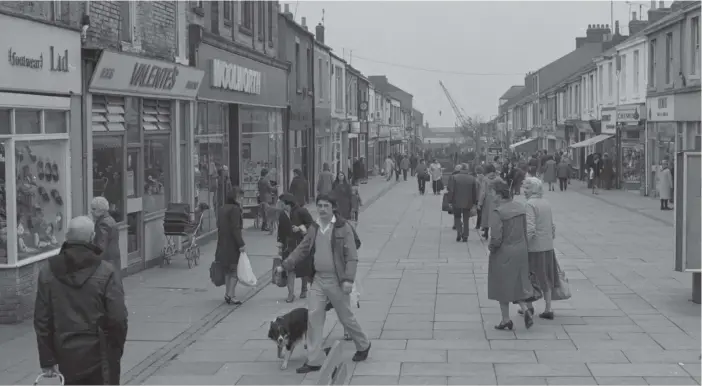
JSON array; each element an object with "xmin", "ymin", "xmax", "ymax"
[{"xmin": 126, "ymin": 148, "xmax": 143, "ymax": 267}]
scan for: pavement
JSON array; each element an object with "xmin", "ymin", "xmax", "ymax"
[
  {"xmin": 0, "ymin": 176, "xmax": 397, "ymax": 385},
  {"xmin": 129, "ymin": 177, "xmax": 699, "ymax": 386}
]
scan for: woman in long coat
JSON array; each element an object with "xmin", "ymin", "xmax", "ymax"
[
  {"xmin": 277, "ymin": 193, "xmax": 314, "ymax": 302},
  {"xmin": 215, "ymin": 188, "xmax": 245, "ymax": 305},
  {"xmin": 601, "ymin": 153, "xmax": 614, "ymax": 190},
  {"xmin": 289, "ymin": 168, "xmax": 308, "ymax": 207},
  {"xmin": 478, "ymin": 164, "xmax": 504, "ymax": 239},
  {"xmin": 332, "ymin": 172, "xmax": 353, "ymax": 219},
  {"xmin": 487, "ymin": 180, "xmax": 535, "ymax": 330},
  {"xmin": 542, "ymin": 156, "xmax": 557, "ymax": 191},
  {"xmin": 657, "ymin": 159, "xmax": 673, "ymax": 210}
]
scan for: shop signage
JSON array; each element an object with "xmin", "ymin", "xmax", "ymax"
[
  {"xmin": 211, "ymin": 59, "xmax": 262, "ymax": 95},
  {"xmin": 197, "ymin": 43, "xmax": 287, "ymax": 108},
  {"xmin": 90, "ymin": 51, "xmax": 204, "ymax": 99},
  {"xmin": 601, "ymin": 107, "xmax": 616, "ymax": 135},
  {"xmin": 350, "ymin": 122, "xmax": 361, "ymax": 134},
  {"xmin": 647, "ymin": 96, "xmax": 674, "ymax": 122},
  {"xmin": 617, "ymin": 104, "xmax": 642, "ymax": 124},
  {"xmin": 0, "ymin": 14, "xmax": 81, "ymax": 94}
]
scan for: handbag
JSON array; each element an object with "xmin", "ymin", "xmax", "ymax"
[
  {"xmin": 552, "ymin": 261, "xmax": 572, "ymax": 301},
  {"xmin": 209, "ymin": 261, "xmax": 226, "ymax": 287},
  {"xmin": 271, "ymin": 257, "xmax": 287, "ymax": 288},
  {"xmin": 441, "ymin": 193, "xmax": 451, "ymax": 212}
]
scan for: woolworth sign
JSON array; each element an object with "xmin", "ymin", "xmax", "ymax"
[{"xmin": 210, "ymin": 59, "xmax": 261, "ymax": 95}]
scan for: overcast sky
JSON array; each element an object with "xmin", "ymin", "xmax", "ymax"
[{"xmin": 286, "ymin": 0, "xmax": 642, "ymax": 127}]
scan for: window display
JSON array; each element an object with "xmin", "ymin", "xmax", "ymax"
[
  {"xmin": 93, "ymin": 136, "xmax": 125, "ymax": 222},
  {"xmin": 15, "ymin": 110, "xmax": 41, "ymax": 135},
  {"xmin": 14, "ymin": 140, "xmax": 67, "ymax": 260},
  {"xmin": 240, "ymin": 107, "xmax": 283, "ymax": 208},
  {"xmin": 143, "ymin": 136, "xmax": 170, "ymax": 213}
]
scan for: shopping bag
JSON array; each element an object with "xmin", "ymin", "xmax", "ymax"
[
  {"xmin": 271, "ymin": 257, "xmax": 287, "ymax": 288},
  {"xmin": 237, "ymin": 252, "xmax": 258, "ymax": 287},
  {"xmin": 552, "ymin": 264, "xmax": 572, "ymax": 301},
  {"xmin": 33, "ymin": 372, "xmax": 65, "ymax": 385},
  {"xmin": 209, "ymin": 261, "xmax": 226, "ymax": 287},
  {"xmin": 442, "ymin": 193, "xmax": 451, "ymax": 212}
]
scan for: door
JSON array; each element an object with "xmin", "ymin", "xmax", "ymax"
[{"xmin": 126, "ymin": 147, "xmax": 144, "ymax": 267}]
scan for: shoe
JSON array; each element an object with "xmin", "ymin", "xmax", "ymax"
[
  {"xmin": 352, "ymin": 342, "xmax": 371, "ymax": 362},
  {"xmin": 517, "ymin": 307, "xmax": 535, "ymax": 315},
  {"xmin": 462, "ymin": 238, "xmax": 468, "ymax": 243},
  {"xmin": 300, "ymin": 290, "xmax": 307, "ymax": 299},
  {"xmin": 225, "ymin": 296, "xmax": 242, "ymax": 305},
  {"xmin": 224, "ymin": 295, "xmax": 232, "ymax": 304},
  {"xmin": 524, "ymin": 309, "xmax": 534, "ymax": 329},
  {"xmin": 456, "ymin": 235, "xmax": 461, "ymax": 242},
  {"xmin": 296, "ymin": 363, "xmax": 322, "ymax": 374},
  {"xmin": 494, "ymin": 320, "xmax": 514, "ymax": 330},
  {"xmin": 539, "ymin": 311, "xmax": 555, "ymax": 320},
  {"xmin": 286, "ymin": 294, "xmax": 295, "ymax": 303}
]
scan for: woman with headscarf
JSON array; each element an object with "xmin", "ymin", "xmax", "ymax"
[
  {"xmin": 542, "ymin": 155, "xmax": 557, "ymax": 192},
  {"xmin": 215, "ymin": 188, "xmax": 245, "ymax": 305},
  {"xmin": 478, "ymin": 164, "xmax": 504, "ymax": 240},
  {"xmin": 332, "ymin": 171, "xmax": 353, "ymax": 219},
  {"xmin": 520, "ymin": 177, "xmax": 558, "ymax": 320},
  {"xmin": 487, "ymin": 180, "xmax": 535, "ymax": 330},
  {"xmin": 277, "ymin": 193, "xmax": 314, "ymax": 302},
  {"xmin": 289, "ymin": 168, "xmax": 309, "ymax": 207}
]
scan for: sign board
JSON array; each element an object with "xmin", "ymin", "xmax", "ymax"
[
  {"xmin": 601, "ymin": 107, "xmax": 617, "ymax": 135},
  {"xmin": 674, "ymin": 151, "xmax": 701, "ymax": 272},
  {"xmin": 647, "ymin": 96, "xmax": 674, "ymax": 122},
  {"xmin": 90, "ymin": 51, "xmax": 204, "ymax": 99},
  {"xmin": 0, "ymin": 14, "xmax": 81, "ymax": 95},
  {"xmin": 616, "ymin": 104, "xmax": 643, "ymax": 124}
]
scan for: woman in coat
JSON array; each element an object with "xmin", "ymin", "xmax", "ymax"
[
  {"xmin": 289, "ymin": 168, "xmax": 309, "ymax": 207},
  {"xmin": 429, "ymin": 160, "xmax": 443, "ymax": 195},
  {"xmin": 556, "ymin": 158, "xmax": 571, "ymax": 191},
  {"xmin": 473, "ymin": 165, "xmax": 485, "ymax": 230},
  {"xmin": 601, "ymin": 153, "xmax": 614, "ymax": 190},
  {"xmin": 215, "ymin": 188, "xmax": 246, "ymax": 305},
  {"xmin": 488, "ymin": 180, "xmax": 535, "ymax": 330},
  {"xmin": 521, "ymin": 177, "xmax": 558, "ymax": 320},
  {"xmin": 542, "ymin": 156, "xmax": 557, "ymax": 191},
  {"xmin": 277, "ymin": 193, "xmax": 314, "ymax": 302},
  {"xmin": 317, "ymin": 163, "xmax": 334, "ymax": 197},
  {"xmin": 478, "ymin": 164, "xmax": 504, "ymax": 240},
  {"xmin": 332, "ymin": 172, "xmax": 353, "ymax": 219},
  {"xmin": 657, "ymin": 159, "xmax": 673, "ymax": 210}
]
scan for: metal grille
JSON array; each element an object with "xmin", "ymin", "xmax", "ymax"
[
  {"xmin": 142, "ymin": 99, "xmax": 172, "ymax": 131},
  {"xmin": 92, "ymin": 95, "xmax": 125, "ymax": 132}
]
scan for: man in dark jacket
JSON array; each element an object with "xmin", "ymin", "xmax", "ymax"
[
  {"xmin": 90, "ymin": 196, "xmax": 121, "ymax": 281},
  {"xmin": 289, "ymin": 168, "xmax": 309, "ymax": 207},
  {"xmin": 446, "ymin": 164, "xmax": 479, "ymax": 242},
  {"xmin": 35, "ymin": 216, "xmax": 128, "ymax": 385}
]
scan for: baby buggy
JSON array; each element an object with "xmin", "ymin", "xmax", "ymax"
[{"xmin": 161, "ymin": 202, "xmax": 209, "ymax": 268}]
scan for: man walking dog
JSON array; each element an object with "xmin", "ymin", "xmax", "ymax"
[{"xmin": 276, "ymin": 193, "xmax": 371, "ymax": 374}]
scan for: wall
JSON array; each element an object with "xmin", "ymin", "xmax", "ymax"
[
  {"xmin": 330, "ymin": 55, "xmax": 346, "ymax": 119},
  {"xmin": 278, "ymin": 16, "xmax": 313, "ymax": 129},
  {"xmin": 314, "ymin": 44, "xmax": 331, "ymax": 113},
  {"xmin": 617, "ymin": 37, "xmax": 648, "ymax": 105},
  {"xmin": 581, "ymin": 67, "xmax": 599, "ymax": 121},
  {"xmin": 346, "ymin": 71, "xmax": 359, "ymax": 120}
]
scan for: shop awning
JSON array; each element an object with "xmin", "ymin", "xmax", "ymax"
[
  {"xmin": 509, "ymin": 137, "xmax": 538, "ymax": 152},
  {"xmin": 570, "ymin": 134, "xmax": 613, "ymax": 149}
]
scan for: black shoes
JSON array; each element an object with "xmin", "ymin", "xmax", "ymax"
[
  {"xmin": 296, "ymin": 364, "xmax": 322, "ymax": 374},
  {"xmin": 352, "ymin": 342, "xmax": 371, "ymax": 362},
  {"xmin": 494, "ymin": 320, "xmax": 514, "ymax": 330}
]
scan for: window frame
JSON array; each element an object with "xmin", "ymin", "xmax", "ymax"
[
  {"xmin": 142, "ymin": 133, "xmax": 172, "ymax": 214},
  {"xmin": 120, "ymin": 1, "xmax": 137, "ymax": 43},
  {"xmin": 239, "ymin": 1, "xmax": 253, "ymax": 34},
  {"xmin": 665, "ymin": 32, "xmax": 674, "ymax": 85},
  {"xmin": 267, "ymin": 1, "xmax": 274, "ymax": 45},
  {"xmin": 50, "ymin": 0, "xmax": 62, "ymax": 22},
  {"xmin": 307, "ymin": 47, "xmax": 313, "ymax": 94},
  {"xmin": 633, "ymin": 50, "xmax": 640, "ymax": 93},
  {"xmin": 691, "ymin": 16, "xmax": 700, "ymax": 76},
  {"xmin": 295, "ymin": 41, "xmax": 301, "ymax": 92},
  {"xmin": 650, "ymin": 38, "xmax": 657, "ymax": 88},
  {"xmin": 257, "ymin": 1, "xmax": 265, "ymax": 41},
  {"xmin": 621, "ymin": 54, "xmax": 627, "ymax": 98},
  {"xmin": 608, "ymin": 62, "xmax": 613, "ymax": 97}
]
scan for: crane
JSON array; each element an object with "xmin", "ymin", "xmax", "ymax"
[{"xmin": 438, "ymin": 81, "xmax": 482, "ymax": 161}]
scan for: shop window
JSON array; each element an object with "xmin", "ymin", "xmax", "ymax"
[
  {"xmin": 92, "ymin": 95, "xmax": 126, "ymax": 133},
  {"xmin": 126, "ymin": 148, "xmax": 140, "ymax": 200},
  {"xmin": 15, "ymin": 110, "xmax": 41, "ymax": 135},
  {"xmin": 207, "ymin": 103, "xmax": 224, "ymax": 133},
  {"xmin": 240, "ymin": 107, "xmax": 283, "ymax": 208},
  {"xmin": 0, "ymin": 140, "xmax": 6, "ymax": 263},
  {"xmin": 0, "ymin": 109, "xmax": 9, "ymax": 134},
  {"xmin": 126, "ymin": 212, "xmax": 139, "ymax": 253},
  {"xmin": 93, "ymin": 136, "xmax": 125, "ymax": 222},
  {"xmin": 143, "ymin": 136, "xmax": 170, "ymax": 213},
  {"xmin": 45, "ymin": 111, "xmax": 68, "ymax": 134},
  {"xmin": 15, "ymin": 140, "xmax": 68, "ymax": 261}
]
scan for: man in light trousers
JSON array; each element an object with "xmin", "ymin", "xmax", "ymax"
[{"xmin": 277, "ymin": 194, "xmax": 371, "ymax": 374}]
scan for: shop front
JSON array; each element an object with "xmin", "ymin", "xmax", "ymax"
[
  {"xmin": 646, "ymin": 92, "xmax": 701, "ymax": 197},
  {"xmin": 390, "ymin": 127, "xmax": 403, "ymax": 154},
  {"xmin": 616, "ymin": 103, "xmax": 645, "ymax": 192},
  {"xmin": 377, "ymin": 125, "xmax": 390, "ymax": 173},
  {"xmin": 0, "ymin": 15, "xmax": 81, "ymax": 323},
  {"xmin": 331, "ymin": 118, "xmax": 346, "ymax": 175},
  {"xmin": 195, "ymin": 41, "xmax": 287, "ymax": 225},
  {"xmin": 367, "ymin": 122, "xmax": 378, "ymax": 175},
  {"xmin": 88, "ymin": 51, "xmax": 204, "ymax": 274},
  {"xmin": 289, "ymin": 107, "xmax": 312, "ymax": 191}
]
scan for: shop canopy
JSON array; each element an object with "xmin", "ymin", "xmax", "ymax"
[
  {"xmin": 509, "ymin": 137, "xmax": 538, "ymax": 152},
  {"xmin": 569, "ymin": 134, "xmax": 613, "ymax": 149}
]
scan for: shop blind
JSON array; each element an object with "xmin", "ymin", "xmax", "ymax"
[
  {"xmin": 142, "ymin": 99, "xmax": 171, "ymax": 131},
  {"xmin": 92, "ymin": 95, "xmax": 126, "ymax": 132}
]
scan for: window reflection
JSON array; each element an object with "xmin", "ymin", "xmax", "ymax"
[
  {"xmin": 15, "ymin": 110, "xmax": 41, "ymax": 134},
  {"xmin": 93, "ymin": 136, "xmax": 124, "ymax": 222},
  {"xmin": 143, "ymin": 136, "xmax": 169, "ymax": 213},
  {"xmin": 45, "ymin": 111, "xmax": 67, "ymax": 134}
]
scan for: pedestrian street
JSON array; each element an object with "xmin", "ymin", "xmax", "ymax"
[{"xmin": 139, "ymin": 179, "xmax": 700, "ymax": 385}]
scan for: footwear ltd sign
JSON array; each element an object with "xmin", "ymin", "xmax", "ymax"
[{"xmin": 0, "ymin": 14, "xmax": 81, "ymax": 95}]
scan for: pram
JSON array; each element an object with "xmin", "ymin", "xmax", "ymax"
[{"xmin": 161, "ymin": 202, "xmax": 209, "ymax": 268}]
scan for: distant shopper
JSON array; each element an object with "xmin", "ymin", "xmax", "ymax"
[
  {"xmin": 400, "ymin": 155, "xmax": 410, "ymax": 181},
  {"xmin": 332, "ymin": 172, "xmax": 353, "ymax": 219},
  {"xmin": 317, "ymin": 163, "xmax": 334, "ymax": 198},
  {"xmin": 216, "ymin": 188, "xmax": 246, "ymax": 305},
  {"xmin": 657, "ymin": 160, "xmax": 673, "ymax": 210},
  {"xmin": 542, "ymin": 156, "xmax": 557, "ymax": 192},
  {"xmin": 429, "ymin": 159, "xmax": 443, "ymax": 195},
  {"xmin": 289, "ymin": 168, "xmax": 309, "ymax": 207},
  {"xmin": 278, "ymin": 193, "xmax": 314, "ymax": 303},
  {"xmin": 602, "ymin": 153, "xmax": 614, "ymax": 190},
  {"xmin": 258, "ymin": 168, "xmax": 274, "ymax": 231},
  {"xmin": 556, "ymin": 158, "xmax": 570, "ymax": 191},
  {"xmin": 90, "ymin": 196, "xmax": 121, "ymax": 280},
  {"xmin": 384, "ymin": 156, "xmax": 395, "ymax": 181},
  {"xmin": 415, "ymin": 159, "xmax": 429, "ymax": 195},
  {"xmin": 350, "ymin": 185, "xmax": 362, "ymax": 222},
  {"xmin": 35, "ymin": 216, "xmax": 128, "ymax": 385},
  {"xmin": 446, "ymin": 163, "xmax": 479, "ymax": 242},
  {"xmin": 410, "ymin": 154, "xmax": 418, "ymax": 176},
  {"xmin": 478, "ymin": 164, "xmax": 504, "ymax": 240}
]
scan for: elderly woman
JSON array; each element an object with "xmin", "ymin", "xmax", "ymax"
[
  {"xmin": 473, "ymin": 165, "xmax": 485, "ymax": 230},
  {"xmin": 520, "ymin": 177, "xmax": 557, "ymax": 320},
  {"xmin": 90, "ymin": 197, "xmax": 121, "ymax": 276},
  {"xmin": 216, "ymin": 188, "xmax": 246, "ymax": 305},
  {"xmin": 542, "ymin": 156, "xmax": 557, "ymax": 192},
  {"xmin": 478, "ymin": 164, "xmax": 504, "ymax": 240},
  {"xmin": 429, "ymin": 159, "xmax": 443, "ymax": 195},
  {"xmin": 277, "ymin": 193, "xmax": 314, "ymax": 302},
  {"xmin": 487, "ymin": 180, "xmax": 535, "ymax": 330}
]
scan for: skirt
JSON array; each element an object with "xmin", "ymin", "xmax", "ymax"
[{"xmin": 528, "ymin": 250, "xmax": 558, "ymax": 292}]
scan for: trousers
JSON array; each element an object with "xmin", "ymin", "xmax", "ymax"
[
  {"xmin": 306, "ymin": 273, "xmax": 369, "ymax": 366},
  {"xmin": 453, "ymin": 207, "xmax": 471, "ymax": 238}
]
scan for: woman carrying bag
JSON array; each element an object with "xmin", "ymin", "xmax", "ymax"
[
  {"xmin": 214, "ymin": 188, "xmax": 246, "ymax": 305},
  {"xmin": 277, "ymin": 193, "xmax": 314, "ymax": 303}
]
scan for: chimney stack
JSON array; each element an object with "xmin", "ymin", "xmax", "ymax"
[
  {"xmin": 283, "ymin": 4, "xmax": 293, "ymax": 20},
  {"xmin": 315, "ymin": 22, "xmax": 325, "ymax": 44},
  {"xmin": 632, "ymin": 11, "xmax": 637, "ymax": 20},
  {"xmin": 651, "ymin": 0, "xmax": 656, "ymax": 9},
  {"xmin": 301, "ymin": 17, "xmax": 307, "ymax": 30},
  {"xmin": 659, "ymin": 0, "xmax": 664, "ymax": 8},
  {"xmin": 615, "ymin": 20, "xmax": 620, "ymax": 35}
]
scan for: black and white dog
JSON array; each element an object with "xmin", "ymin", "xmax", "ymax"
[{"xmin": 267, "ymin": 308, "xmax": 308, "ymax": 370}]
